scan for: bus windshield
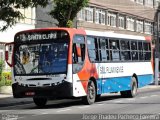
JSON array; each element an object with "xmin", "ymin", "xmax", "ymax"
[{"xmin": 14, "ymin": 31, "xmax": 69, "ymax": 75}]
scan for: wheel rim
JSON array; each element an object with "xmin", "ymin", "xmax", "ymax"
[
  {"xmin": 88, "ymin": 83, "xmax": 95, "ymax": 100},
  {"xmin": 132, "ymin": 81, "xmax": 137, "ymax": 95}
]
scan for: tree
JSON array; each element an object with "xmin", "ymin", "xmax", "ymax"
[
  {"xmin": 49, "ymin": 0, "xmax": 89, "ymax": 28},
  {"xmin": 0, "ymin": 0, "xmax": 48, "ymax": 31},
  {"xmin": 0, "ymin": 60, "xmax": 4, "ymax": 75}
]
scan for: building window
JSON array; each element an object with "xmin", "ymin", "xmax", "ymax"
[
  {"xmin": 154, "ymin": 0, "xmax": 160, "ymax": 8},
  {"xmin": 136, "ymin": 0, "xmax": 144, "ymax": 5},
  {"xmin": 145, "ymin": 22, "xmax": 153, "ymax": 34},
  {"xmin": 118, "ymin": 15, "xmax": 125, "ymax": 29},
  {"xmin": 77, "ymin": 9, "xmax": 85, "ymax": 21},
  {"xmin": 145, "ymin": 0, "xmax": 153, "ymax": 7},
  {"xmin": 0, "ymin": 51, "xmax": 4, "ymax": 60},
  {"xmin": 19, "ymin": 7, "xmax": 35, "ymax": 24},
  {"xmin": 95, "ymin": 9, "xmax": 105, "ymax": 25},
  {"xmin": 107, "ymin": 12, "xmax": 116, "ymax": 27},
  {"xmin": 127, "ymin": 17, "xmax": 135, "ymax": 31},
  {"xmin": 0, "ymin": 44, "xmax": 5, "ymax": 60},
  {"xmin": 84, "ymin": 7, "xmax": 93, "ymax": 22},
  {"xmin": 77, "ymin": 7, "xmax": 93, "ymax": 22},
  {"xmin": 136, "ymin": 20, "xmax": 143, "ymax": 33}
]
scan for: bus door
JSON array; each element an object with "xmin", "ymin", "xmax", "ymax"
[
  {"xmin": 5, "ymin": 42, "xmax": 14, "ymax": 67},
  {"xmin": 72, "ymin": 35, "xmax": 86, "ymax": 97}
]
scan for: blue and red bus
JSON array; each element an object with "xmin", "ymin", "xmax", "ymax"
[{"xmin": 5, "ymin": 28, "xmax": 153, "ymax": 107}]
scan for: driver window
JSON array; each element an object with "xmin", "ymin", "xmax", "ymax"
[{"xmin": 73, "ymin": 35, "xmax": 85, "ymax": 73}]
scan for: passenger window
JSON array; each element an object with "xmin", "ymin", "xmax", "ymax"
[
  {"xmin": 121, "ymin": 40, "xmax": 130, "ymax": 50},
  {"xmin": 99, "ymin": 38, "xmax": 108, "ymax": 61},
  {"xmin": 87, "ymin": 37, "xmax": 99, "ymax": 62},
  {"xmin": 131, "ymin": 41, "xmax": 137, "ymax": 50},
  {"xmin": 73, "ymin": 35, "xmax": 85, "ymax": 73},
  {"xmin": 131, "ymin": 51, "xmax": 138, "ymax": 60},
  {"xmin": 110, "ymin": 40, "xmax": 120, "ymax": 50},
  {"xmin": 109, "ymin": 39, "xmax": 120, "ymax": 61}
]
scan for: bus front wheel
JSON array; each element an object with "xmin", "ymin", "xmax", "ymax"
[
  {"xmin": 82, "ymin": 80, "xmax": 96, "ymax": 105},
  {"xmin": 120, "ymin": 76, "xmax": 138, "ymax": 98},
  {"xmin": 33, "ymin": 97, "xmax": 47, "ymax": 107}
]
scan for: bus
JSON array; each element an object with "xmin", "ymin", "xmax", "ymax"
[{"xmin": 5, "ymin": 28, "xmax": 153, "ymax": 107}]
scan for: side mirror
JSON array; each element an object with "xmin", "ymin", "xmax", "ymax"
[{"xmin": 5, "ymin": 42, "xmax": 14, "ymax": 67}]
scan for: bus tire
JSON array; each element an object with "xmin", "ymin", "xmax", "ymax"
[
  {"xmin": 120, "ymin": 76, "xmax": 138, "ymax": 98},
  {"xmin": 33, "ymin": 97, "xmax": 47, "ymax": 107},
  {"xmin": 82, "ymin": 80, "xmax": 96, "ymax": 105}
]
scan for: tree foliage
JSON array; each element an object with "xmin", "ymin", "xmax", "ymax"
[
  {"xmin": 0, "ymin": 60, "xmax": 4, "ymax": 75},
  {"xmin": 49, "ymin": 0, "xmax": 89, "ymax": 28},
  {"xmin": 0, "ymin": 0, "xmax": 48, "ymax": 31}
]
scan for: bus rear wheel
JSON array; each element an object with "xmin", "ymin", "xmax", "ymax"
[
  {"xmin": 120, "ymin": 76, "xmax": 138, "ymax": 98},
  {"xmin": 33, "ymin": 97, "xmax": 47, "ymax": 107},
  {"xmin": 82, "ymin": 80, "xmax": 96, "ymax": 105}
]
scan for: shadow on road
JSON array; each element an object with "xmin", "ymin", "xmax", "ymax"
[{"xmin": 29, "ymin": 94, "xmax": 123, "ymax": 109}]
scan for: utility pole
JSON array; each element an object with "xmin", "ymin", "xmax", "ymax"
[{"xmin": 154, "ymin": 7, "xmax": 160, "ymax": 85}]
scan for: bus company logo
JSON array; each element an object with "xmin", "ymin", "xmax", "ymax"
[{"xmin": 100, "ymin": 66, "xmax": 124, "ymax": 74}]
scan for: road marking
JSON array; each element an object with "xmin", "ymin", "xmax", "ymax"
[
  {"xmin": 126, "ymin": 98, "xmax": 136, "ymax": 101},
  {"xmin": 78, "ymin": 106, "xmax": 90, "ymax": 109},
  {"xmin": 150, "ymin": 95, "xmax": 158, "ymax": 97},
  {"xmin": 56, "ymin": 109, "xmax": 71, "ymax": 113},
  {"xmin": 113, "ymin": 100, "xmax": 122, "ymax": 103},
  {"xmin": 139, "ymin": 96, "xmax": 148, "ymax": 99},
  {"xmin": 41, "ymin": 112, "xmax": 48, "ymax": 115}
]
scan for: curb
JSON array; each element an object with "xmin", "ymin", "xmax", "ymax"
[
  {"xmin": 0, "ymin": 86, "xmax": 12, "ymax": 94},
  {"xmin": 139, "ymin": 85, "xmax": 160, "ymax": 90}
]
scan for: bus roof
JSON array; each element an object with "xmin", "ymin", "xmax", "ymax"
[
  {"xmin": 15, "ymin": 28, "xmax": 151, "ymax": 41},
  {"xmin": 85, "ymin": 30, "xmax": 151, "ymax": 41},
  {"xmin": 15, "ymin": 27, "xmax": 86, "ymax": 36}
]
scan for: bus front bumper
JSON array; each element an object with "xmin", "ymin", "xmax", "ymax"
[{"xmin": 12, "ymin": 81, "xmax": 73, "ymax": 99}]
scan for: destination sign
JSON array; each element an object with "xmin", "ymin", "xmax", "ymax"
[{"xmin": 15, "ymin": 30, "xmax": 69, "ymax": 42}]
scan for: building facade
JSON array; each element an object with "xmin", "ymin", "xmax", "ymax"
[
  {"xmin": 0, "ymin": 7, "xmax": 36, "ymax": 71},
  {"xmin": 35, "ymin": 0, "xmax": 158, "ymax": 38},
  {"xmin": 77, "ymin": 0, "xmax": 159, "ymax": 37}
]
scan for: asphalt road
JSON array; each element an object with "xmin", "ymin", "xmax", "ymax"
[{"xmin": 0, "ymin": 87, "xmax": 160, "ymax": 120}]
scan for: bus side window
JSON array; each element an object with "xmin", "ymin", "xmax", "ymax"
[
  {"xmin": 87, "ymin": 36, "xmax": 99, "ymax": 62},
  {"xmin": 131, "ymin": 41, "xmax": 138, "ymax": 61},
  {"xmin": 143, "ymin": 42, "xmax": 151, "ymax": 60},
  {"xmin": 73, "ymin": 43, "xmax": 85, "ymax": 63},
  {"xmin": 120, "ymin": 40, "xmax": 131, "ymax": 61},
  {"xmin": 109, "ymin": 39, "xmax": 120, "ymax": 61},
  {"xmin": 73, "ymin": 43, "xmax": 78, "ymax": 63},
  {"xmin": 73, "ymin": 35, "xmax": 85, "ymax": 73}
]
